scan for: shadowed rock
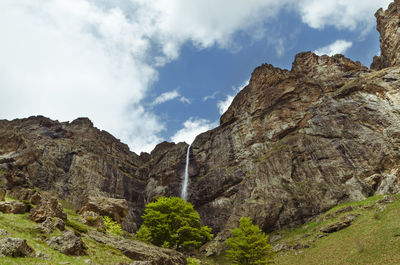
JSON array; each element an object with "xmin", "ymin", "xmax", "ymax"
[{"xmin": 0, "ymin": 238, "xmax": 34, "ymax": 257}]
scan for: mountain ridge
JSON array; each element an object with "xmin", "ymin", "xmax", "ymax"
[{"xmin": 1, "ymin": 0, "xmax": 400, "ymax": 257}]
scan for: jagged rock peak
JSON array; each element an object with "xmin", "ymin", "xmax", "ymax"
[
  {"xmin": 292, "ymin": 52, "xmax": 368, "ymax": 79},
  {"xmin": 371, "ymin": 0, "xmax": 400, "ymax": 70}
]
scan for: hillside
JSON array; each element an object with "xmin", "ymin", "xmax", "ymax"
[
  {"xmin": 0, "ymin": 192, "xmax": 185, "ymax": 264},
  {"xmin": 202, "ymin": 194, "xmax": 400, "ymax": 264},
  {"xmin": 0, "ymin": 0, "xmax": 400, "ymax": 262}
]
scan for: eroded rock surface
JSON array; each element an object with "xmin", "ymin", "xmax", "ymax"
[
  {"xmin": 0, "ymin": 0, "xmax": 400, "ymax": 257},
  {"xmin": 0, "ymin": 238, "xmax": 34, "ymax": 257},
  {"xmin": 46, "ymin": 230, "xmax": 86, "ymax": 255},
  {"xmin": 87, "ymin": 230, "xmax": 186, "ymax": 265},
  {"xmin": 371, "ymin": 0, "xmax": 400, "ymax": 69}
]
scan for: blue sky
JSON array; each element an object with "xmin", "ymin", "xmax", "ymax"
[{"xmin": 0, "ymin": 0, "xmax": 392, "ymax": 153}]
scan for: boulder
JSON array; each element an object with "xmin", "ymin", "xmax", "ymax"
[
  {"xmin": 79, "ymin": 196, "xmax": 128, "ymax": 223},
  {"xmin": 46, "ymin": 230, "xmax": 86, "ymax": 255},
  {"xmin": 54, "ymin": 217, "xmax": 66, "ymax": 231},
  {"xmin": 320, "ymin": 214, "xmax": 359, "ymax": 233},
  {"xmin": 87, "ymin": 230, "xmax": 186, "ymax": 265},
  {"xmin": 0, "ymin": 237, "xmax": 34, "ymax": 257},
  {"xmin": 36, "ymin": 217, "xmax": 55, "ymax": 234},
  {"xmin": 81, "ymin": 211, "xmax": 105, "ymax": 230},
  {"xmin": 8, "ymin": 187, "xmax": 42, "ymax": 205},
  {"xmin": 30, "ymin": 195, "xmax": 67, "ymax": 223},
  {"xmin": 0, "ymin": 201, "xmax": 28, "ymax": 214}
]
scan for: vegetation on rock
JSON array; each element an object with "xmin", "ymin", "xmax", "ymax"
[
  {"xmin": 225, "ymin": 217, "xmax": 274, "ymax": 265},
  {"xmin": 102, "ymin": 215, "xmax": 123, "ymax": 236},
  {"xmin": 136, "ymin": 196, "xmax": 213, "ymax": 251}
]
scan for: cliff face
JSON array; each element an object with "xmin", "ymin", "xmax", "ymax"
[
  {"xmin": 371, "ymin": 0, "xmax": 400, "ymax": 70},
  {"xmin": 0, "ymin": 117, "xmax": 189, "ymax": 232},
  {"xmin": 1, "ymin": 0, "xmax": 400, "ymax": 256}
]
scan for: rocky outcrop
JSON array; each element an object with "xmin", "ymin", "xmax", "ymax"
[
  {"xmin": 79, "ymin": 196, "xmax": 128, "ymax": 223},
  {"xmin": 0, "ymin": 201, "xmax": 28, "ymax": 214},
  {"xmin": 81, "ymin": 211, "xmax": 105, "ymax": 230},
  {"xmin": 46, "ymin": 230, "xmax": 86, "ymax": 255},
  {"xmin": 0, "ymin": 238, "xmax": 34, "ymax": 257},
  {"xmin": 87, "ymin": 230, "xmax": 186, "ymax": 265},
  {"xmin": 0, "ymin": 0, "xmax": 400, "ymax": 257},
  {"xmin": 320, "ymin": 214, "xmax": 359, "ymax": 233},
  {"xmin": 30, "ymin": 195, "xmax": 67, "ymax": 223},
  {"xmin": 371, "ymin": 0, "xmax": 400, "ymax": 69}
]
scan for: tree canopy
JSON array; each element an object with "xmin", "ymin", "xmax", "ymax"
[
  {"xmin": 225, "ymin": 217, "xmax": 274, "ymax": 265},
  {"xmin": 136, "ymin": 196, "xmax": 212, "ymax": 251}
]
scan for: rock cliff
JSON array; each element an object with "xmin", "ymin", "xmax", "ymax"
[{"xmin": 1, "ymin": 0, "xmax": 400, "ymax": 256}]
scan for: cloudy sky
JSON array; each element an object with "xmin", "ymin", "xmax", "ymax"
[{"xmin": 0, "ymin": 0, "xmax": 392, "ymax": 153}]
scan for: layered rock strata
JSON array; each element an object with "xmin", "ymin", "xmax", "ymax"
[{"xmin": 0, "ymin": 0, "xmax": 400, "ymax": 256}]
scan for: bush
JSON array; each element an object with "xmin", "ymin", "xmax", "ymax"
[
  {"xmin": 187, "ymin": 257, "xmax": 201, "ymax": 265},
  {"xmin": 102, "ymin": 216, "xmax": 123, "ymax": 236},
  {"xmin": 136, "ymin": 196, "xmax": 212, "ymax": 251},
  {"xmin": 225, "ymin": 217, "xmax": 274, "ymax": 265}
]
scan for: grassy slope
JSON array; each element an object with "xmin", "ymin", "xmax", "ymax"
[
  {"xmin": 203, "ymin": 194, "xmax": 400, "ymax": 265},
  {"xmin": 0, "ymin": 196, "xmax": 132, "ymax": 265}
]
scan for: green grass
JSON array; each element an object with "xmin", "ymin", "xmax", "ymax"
[
  {"xmin": 0, "ymin": 205, "xmax": 131, "ymax": 264},
  {"xmin": 201, "ymin": 194, "xmax": 400, "ymax": 265}
]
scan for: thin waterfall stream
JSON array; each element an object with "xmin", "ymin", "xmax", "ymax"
[{"xmin": 181, "ymin": 145, "xmax": 191, "ymax": 200}]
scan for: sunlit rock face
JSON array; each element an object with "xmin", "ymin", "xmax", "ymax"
[
  {"xmin": 1, "ymin": 0, "xmax": 400, "ymax": 256},
  {"xmin": 371, "ymin": 0, "xmax": 400, "ymax": 70}
]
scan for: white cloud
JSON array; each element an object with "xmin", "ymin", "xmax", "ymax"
[
  {"xmin": 0, "ymin": 0, "xmax": 392, "ymax": 153},
  {"xmin": 203, "ymin": 91, "xmax": 220, "ymax": 102},
  {"xmin": 151, "ymin": 91, "xmax": 180, "ymax": 106},
  {"xmin": 151, "ymin": 90, "xmax": 190, "ymax": 106},
  {"xmin": 314, "ymin": 40, "xmax": 353, "ymax": 56},
  {"xmin": 217, "ymin": 79, "xmax": 249, "ymax": 115},
  {"xmin": 217, "ymin": 95, "xmax": 235, "ymax": 115},
  {"xmin": 171, "ymin": 118, "xmax": 218, "ymax": 144},
  {"xmin": 295, "ymin": 0, "xmax": 392, "ymax": 33},
  {"xmin": 179, "ymin": 97, "xmax": 191, "ymax": 104}
]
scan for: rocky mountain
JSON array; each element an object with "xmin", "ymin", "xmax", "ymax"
[{"xmin": 1, "ymin": 0, "xmax": 400, "ymax": 256}]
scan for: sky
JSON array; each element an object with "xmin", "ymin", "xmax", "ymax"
[{"xmin": 0, "ymin": 0, "xmax": 393, "ymax": 153}]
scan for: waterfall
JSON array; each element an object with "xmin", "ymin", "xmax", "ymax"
[{"xmin": 181, "ymin": 145, "xmax": 191, "ymax": 200}]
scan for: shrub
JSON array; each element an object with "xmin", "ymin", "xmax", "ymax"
[
  {"xmin": 225, "ymin": 217, "xmax": 274, "ymax": 265},
  {"xmin": 102, "ymin": 216, "xmax": 123, "ymax": 236},
  {"xmin": 136, "ymin": 196, "xmax": 212, "ymax": 251},
  {"xmin": 187, "ymin": 257, "xmax": 201, "ymax": 265}
]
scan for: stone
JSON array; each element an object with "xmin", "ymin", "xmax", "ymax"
[
  {"xmin": 46, "ymin": 230, "xmax": 86, "ymax": 255},
  {"xmin": 54, "ymin": 217, "xmax": 66, "ymax": 231},
  {"xmin": 87, "ymin": 230, "xmax": 186, "ymax": 265},
  {"xmin": 79, "ymin": 196, "xmax": 128, "ymax": 223},
  {"xmin": 0, "ymin": 237, "xmax": 34, "ymax": 257},
  {"xmin": 36, "ymin": 217, "xmax": 55, "ymax": 234},
  {"xmin": 30, "ymin": 195, "xmax": 67, "ymax": 223},
  {"xmin": 8, "ymin": 187, "xmax": 42, "ymax": 205},
  {"xmin": 376, "ymin": 195, "xmax": 397, "ymax": 205},
  {"xmin": 36, "ymin": 251, "xmax": 51, "ymax": 260},
  {"xmin": 0, "ymin": 201, "xmax": 28, "ymax": 214},
  {"xmin": 273, "ymin": 242, "xmax": 289, "ymax": 252},
  {"xmin": 81, "ymin": 211, "xmax": 105, "ymax": 230},
  {"xmin": 320, "ymin": 214, "xmax": 359, "ymax": 233}
]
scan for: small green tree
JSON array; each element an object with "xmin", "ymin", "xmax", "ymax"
[
  {"xmin": 136, "ymin": 196, "xmax": 212, "ymax": 251},
  {"xmin": 225, "ymin": 217, "xmax": 274, "ymax": 265},
  {"xmin": 102, "ymin": 216, "xmax": 123, "ymax": 236}
]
